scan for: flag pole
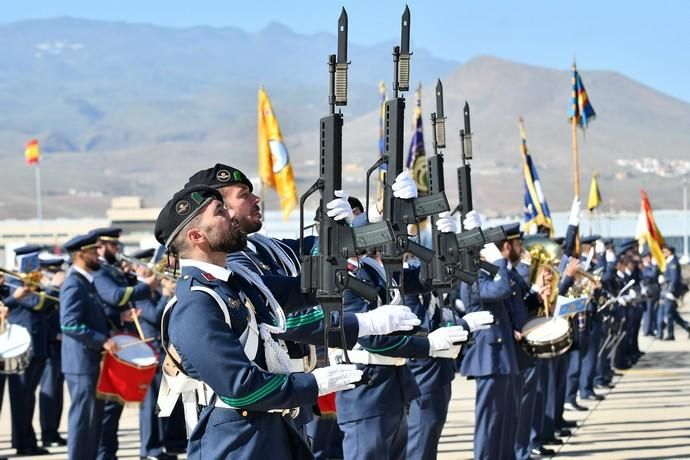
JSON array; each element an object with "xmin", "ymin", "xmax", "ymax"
[
  {"xmin": 571, "ymin": 115, "xmax": 580, "ymax": 199},
  {"xmin": 35, "ymin": 163, "xmax": 43, "ymax": 233}
]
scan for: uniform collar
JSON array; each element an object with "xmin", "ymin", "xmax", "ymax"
[
  {"xmin": 666, "ymin": 254, "xmax": 675, "ymax": 263},
  {"xmin": 71, "ymin": 265, "xmax": 94, "ymax": 283},
  {"xmin": 180, "ymin": 258, "xmax": 232, "ymax": 282}
]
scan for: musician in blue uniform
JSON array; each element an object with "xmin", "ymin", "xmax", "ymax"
[
  {"xmin": 153, "ymin": 184, "xmax": 368, "ymax": 459},
  {"xmin": 91, "ymin": 227, "xmax": 159, "ymax": 460},
  {"xmin": 2, "ymin": 245, "xmax": 58, "ymax": 456},
  {"xmin": 124, "ymin": 248, "xmax": 179, "ymax": 460},
  {"xmin": 37, "ymin": 257, "xmax": 68, "ymax": 448},
  {"xmin": 640, "ymin": 249, "xmax": 660, "ymax": 336},
  {"xmin": 60, "ymin": 232, "xmax": 121, "ymax": 460}
]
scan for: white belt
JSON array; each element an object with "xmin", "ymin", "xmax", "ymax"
[{"xmin": 330, "ymin": 348, "xmax": 406, "ymax": 366}]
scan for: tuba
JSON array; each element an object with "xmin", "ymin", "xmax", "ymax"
[{"xmin": 522, "ymin": 236, "xmax": 562, "ymax": 316}]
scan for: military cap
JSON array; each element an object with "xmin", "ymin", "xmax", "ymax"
[
  {"xmin": 13, "ymin": 244, "xmax": 42, "ymax": 256},
  {"xmin": 63, "ymin": 232, "xmax": 100, "ymax": 253},
  {"xmin": 552, "ymin": 236, "xmax": 565, "ymax": 245},
  {"xmin": 348, "ymin": 196, "xmax": 364, "ymax": 214},
  {"xmin": 185, "ymin": 163, "xmax": 253, "ymax": 192},
  {"xmin": 128, "ymin": 247, "xmax": 155, "ymax": 260},
  {"xmin": 92, "ymin": 227, "xmax": 123, "ymax": 241},
  {"xmin": 154, "ymin": 185, "xmax": 224, "ymax": 249},
  {"xmin": 39, "ymin": 257, "xmax": 66, "ymax": 269},
  {"xmin": 580, "ymin": 234, "xmax": 601, "ymax": 245},
  {"xmin": 615, "ymin": 239, "xmax": 637, "ymax": 257},
  {"xmin": 502, "ymin": 222, "xmax": 523, "ymax": 240},
  {"xmin": 664, "ymin": 245, "xmax": 676, "ymax": 253}
]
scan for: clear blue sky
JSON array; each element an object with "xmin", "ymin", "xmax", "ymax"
[{"xmin": 5, "ymin": 0, "xmax": 690, "ymax": 102}]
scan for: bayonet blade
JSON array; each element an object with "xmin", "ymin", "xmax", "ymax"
[
  {"xmin": 436, "ymin": 79, "xmax": 444, "ymax": 119},
  {"xmin": 463, "ymin": 101, "xmax": 471, "ymax": 134},
  {"xmin": 401, "ymin": 5, "xmax": 410, "ymax": 54},
  {"xmin": 337, "ymin": 8, "xmax": 348, "ymax": 64}
]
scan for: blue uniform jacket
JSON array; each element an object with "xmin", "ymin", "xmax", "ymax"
[
  {"xmin": 506, "ymin": 262, "xmax": 540, "ymax": 370},
  {"xmin": 93, "ymin": 261, "xmax": 152, "ymax": 330},
  {"xmin": 59, "ymin": 269, "xmax": 110, "ymax": 374},
  {"xmin": 336, "ymin": 258, "xmax": 430, "ymax": 424},
  {"xmin": 2, "ymin": 281, "xmax": 57, "ymax": 359},
  {"xmin": 459, "ymin": 258, "xmax": 518, "ymax": 377},
  {"xmin": 663, "ymin": 256, "xmax": 683, "ymax": 299}
]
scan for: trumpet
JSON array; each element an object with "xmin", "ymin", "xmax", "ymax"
[
  {"xmin": 118, "ymin": 254, "xmax": 178, "ymax": 282},
  {"xmin": 0, "ymin": 267, "xmax": 60, "ymax": 303}
]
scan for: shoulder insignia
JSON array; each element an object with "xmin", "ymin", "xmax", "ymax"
[
  {"xmin": 227, "ymin": 297, "xmax": 241, "ymax": 309},
  {"xmin": 201, "ymin": 272, "xmax": 216, "ymax": 282}
]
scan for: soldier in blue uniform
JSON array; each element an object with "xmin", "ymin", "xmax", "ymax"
[
  {"xmin": 658, "ymin": 245, "xmax": 689, "ymax": 339},
  {"xmin": 640, "ymin": 249, "xmax": 660, "ymax": 336},
  {"xmin": 91, "ymin": 227, "xmax": 159, "ymax": 460},
  {"xmin": 60, "ymin": 232, "xmax": 121, "ymax": 460},
  {"xmin": 2, "ymin": 245, "xmax": 58, "ymax": 456},
  {"xmin": 153, "ymin": 184, "xmax": 367, "ymax": 459},
  {"xmin": 37, "ymin": 257, "xmax": 68, "ymax": 448}
]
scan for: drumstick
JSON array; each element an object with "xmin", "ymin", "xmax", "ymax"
[
  {"xmin": 118, "ymin": 337, "xmax": 155, "ymax": 350},
  {"xmin": 130, "ymin": 307, "xmax": 146, "ymax": 341}
]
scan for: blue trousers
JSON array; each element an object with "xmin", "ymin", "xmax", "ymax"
[
  {"xmin": 657, "ymin": 299, "xmax": 675, "ymax": 339},
  {"xmin": 39, "ymin": 350, "xmax": 64, "ymax": 442},
  {"xmin": 406, "ymin": 383, "xmax": 452, "ymax": 460},
  {"xmin": 339, "ymin": 408, "xmax": 407, "ymax": 460},
  {"xmin": 529, "ymin": 360, "xmax": 548, "ymax": 451},
  {"xmin": 65, "ymin": 373, "xmax": 105, "ymax": 460},
  {"xmin": 642, "ymin": 299, "xmax": 657, "ymax": 335},
  {"xmin": 474, "ymin": 374, "xmax": 513, "ymax": 460},
  {"xmin": 9, "ymin": 356, "xmax": 46, "ymax": 450},
  {"xmin": 543, "ymin": 355, "xmax": 567, "ymax": 439},
  {"xmin": 306, "ymin": 415, "xmax": 343, "ymax": 460},
  {"xmin": 580, "ymin": 318, "xmax": 603, "ymax": 397},
  {"xmin": 515, "ymin": 366, "xmax": 538, "ymax": 460},
  {"xmin": 98, "ymin": 399, "xmax": 124, "ymax": 459},
  {"xmin": 595, "ymin": 319, "xmax": 613, "ymax": 385},
  {"xmin": 565, "ymin": 336, "xmax": 589, "ymax": 403},
  {"xmin": 140, "ymin": 369, "xmax": 165, "ymax": 457}
]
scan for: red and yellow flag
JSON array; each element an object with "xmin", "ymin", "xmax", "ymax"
[
  {"xmin": 24, "ymin": 139, "xmax": 40, "ymax": 165},
  {"xmin": 635, "ymin": 189, "xmax": 666, "ymax": 271},
  {"xmin": 258, "ymin": 87, "xmax": 297, "ymax": 220}
]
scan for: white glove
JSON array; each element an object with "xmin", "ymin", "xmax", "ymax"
[
  {"xmin": 605, "ymin": 249, "xmax": 616, "ymax": 263},
  {"xmin": 326, "ymin": 190, "xmax": 354, "ymax": 224},
  {"xmin": 392, "ymin": 169, "xmax": 418, "ymax": 199},
  {"xmin": 462, "ymin": 210, "xmax": 482, "ymax": 231},
  {"xmin": 462, "ymin": 311, "xmax": 494, "ymax": 332},
  {"xmin": 640, "ymin": 285, "xmax": 648, "ymax": 297},
  {"xmin": 480, "ymin": 243, "xmax": 503, "ymax": 264},
  {"xmin": 628, "ymin": 289, "xmax": 637, "ymax": 299},
  {"xmin": 435, "ymin": 211, "xmax": 458, "ymax": 233},
  {"xmin": 311, "ymin": 364, "xmax": 364, "ymax": 396},
  {"xmin": 367, "ymin": 202, "xmax": 383, "ymax": 223},
  {"xmin": 595, "ymin": 240, "xmax": 605, "ymax": 254},
  {"xmin": 355, "ymin": 304, "xmax": 421, "ymax": 337},
  {"xmin": 428, "ymin": 325, "xmax": 467, "ymax": 359},
  {"xmin": 454, "ymin": 298, "xmax": 466, "ymax": 313},
  {"xmin": 665, "ymin": 292, "xmax": 676, "ymax": 301},
  {"xmin": 619, "ymin": 297, "xmax": 627, "ymax": 306},
  {"xmin": 568, "ymin": 196, "xmax": 581, "ymax": 227},
  {"xmin": 658, "ymin": 275, "xmax": 665, "ymax": 284}
]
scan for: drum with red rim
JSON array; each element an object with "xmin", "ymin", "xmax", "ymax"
[{"xmin": 97, "ymin": 334, "xmax": 158, "ymax": 404}]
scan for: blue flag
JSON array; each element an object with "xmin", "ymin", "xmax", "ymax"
[{"xmin": 568, "ymin": 64, "xmax": 596, "ymax": 129}]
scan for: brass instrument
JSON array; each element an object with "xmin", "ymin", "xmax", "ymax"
[
  {"xmin": 118, "ymin": 254, "xmax": 178, "ymax": 282},
  {"xmin": 0, "ymin": 267, "xmax": 60, "ymax": 302},
  {"xmin": 523, "ymin": 236, "xmax": 562, "ymax": 316},
  {"xmin": 568, "ymin": 269, "xmax": 601, "ymax": 300}
]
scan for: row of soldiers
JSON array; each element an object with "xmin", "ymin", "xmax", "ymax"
[{"xmin": 1, "ymin": 161, "xmax": 688, "ymax": 460}]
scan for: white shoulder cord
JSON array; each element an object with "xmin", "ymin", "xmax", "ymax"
[
  {"xmin": 226, "ymin": 260, "xmax": 292, "ymax": 374},
  {"xmin": 249, "ymin": 233, "xmax": 299, "ymax": 277}
]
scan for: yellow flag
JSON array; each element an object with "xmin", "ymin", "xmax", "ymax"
[
  {"xmin": 587, "ymin": 172, "xmax": 602, "ymax": 211},
  {"xmin": 258, "ymin": 87, "xmax": 297, "ymax": 220}
]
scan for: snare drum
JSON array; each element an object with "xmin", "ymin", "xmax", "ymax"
[
  {"xmin": 0, "ymin": 323, "xmax": 33, "ymax": 374},
  {"xmin": 521, "ymin": 316, "xmax": 573, "ymax": 359},
  {"xmin": 97, "ymin": 334, "xmax": 158, "ymax": 404}
]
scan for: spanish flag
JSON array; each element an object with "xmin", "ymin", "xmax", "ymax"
[
  {"xmin": 25, "ymin": 139, "xmax": 40, "ymax": 165},
  {"xmin": 587, "ymin": 171, "xmax": 602, "ymax": 211},
  {"xmin": 635, "ymin": 189, "xmax": 666, "ymax": 271},
  {"xmin": 258, "ymin": 87, "xmax": 297, "ymax": 220}
]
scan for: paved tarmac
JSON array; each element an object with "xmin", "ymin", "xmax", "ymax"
[{"xmin": 2, "ymin": 303, "xmax": 689, "ymax": 459}]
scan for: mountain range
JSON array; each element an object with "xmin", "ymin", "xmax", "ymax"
[{"xmin": 1, "ymin": 17, "xmax": 688, "ymax": 220}]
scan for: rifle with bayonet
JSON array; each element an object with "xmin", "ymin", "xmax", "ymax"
[
  {"xmin": 424, "ymin": 79, "xmax": 476, "ymax": 290},
  {"xmin": 455, "ymin": 101, "xmax": 505, "ymax": 277},
  {"xmin": 299, "ymin": 8, "xmax": 395, "ymax": 362},
  {"xmin": 364, "ymin": 6, "xmax": 449, "ymax": 302}
]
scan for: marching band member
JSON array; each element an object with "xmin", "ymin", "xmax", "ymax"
[{"xmin": 60, "ymin": 232, "xmax": 121, "ymax": 460}]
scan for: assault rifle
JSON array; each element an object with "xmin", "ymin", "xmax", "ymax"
[
  {"xmin": 365, "ymin": 6, "xmax": 449, "ymax": 302},
  {"xmin": 299, "ymin": 9, "xmax": 395, "ymax": 362}
]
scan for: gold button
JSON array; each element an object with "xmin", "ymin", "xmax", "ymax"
[{"xmin": 241, "ymin": 410, "xmax": 248, "ymax": 417}]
